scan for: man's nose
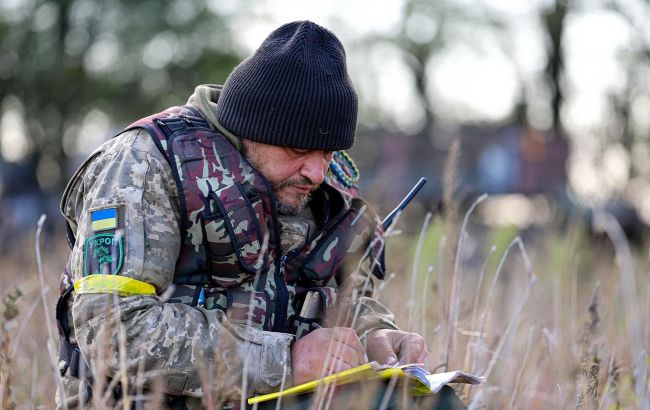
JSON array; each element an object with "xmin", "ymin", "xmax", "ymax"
[{"xmin": 300, "ymin": 152, "xmax": 329, "ymax": 185}]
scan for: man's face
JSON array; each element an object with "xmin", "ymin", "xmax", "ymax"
[{"xmin": 242, "ymin": 139, "xmax": 333, "ymax": 215}]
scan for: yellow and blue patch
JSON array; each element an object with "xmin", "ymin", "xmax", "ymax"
[{"xmin": 91, "ymin": 207, "xmax": 118, "ymax": 231}]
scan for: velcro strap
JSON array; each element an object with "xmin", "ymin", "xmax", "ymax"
[{"xmin": 74, "ymin": 274, "xmax": 156, "ymax": 296}]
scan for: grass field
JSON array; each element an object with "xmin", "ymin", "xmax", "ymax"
[{"xmin": 1, "ymin": 204, "xmax": 648, "ymax": 408}]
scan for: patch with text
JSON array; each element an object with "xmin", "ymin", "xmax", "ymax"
[{"xmin": 83, "ymin": 232, "xmax": 124, "ymax": 276}]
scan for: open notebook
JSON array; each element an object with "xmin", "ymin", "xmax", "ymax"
[{"xmin": 248, "ymin": 362, "xmax": 485, "ymax": 405}]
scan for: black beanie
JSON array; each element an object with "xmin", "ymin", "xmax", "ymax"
[{"xmin": 216, "ymin": 21, "xmax": 358, "ymax": 151}]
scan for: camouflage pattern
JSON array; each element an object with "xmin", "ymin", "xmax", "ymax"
[
  {"xmin": 126, "ymin": 105, "xmax": 271, "ymax": 288},
  {"xmin": 56, "ymin": 84, "xmax": 399, "ymax": 408},
  {"xmin": 277, "ymin": 210, "xmax": 316, "ymax": 252},
  {"xmin": 126, "ymin": 104, "xmax": 387, "ymax": 335}
]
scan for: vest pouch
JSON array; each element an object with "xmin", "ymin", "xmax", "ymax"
[
  {"xmin": 173, "ymin": 132, "xmax": 223, "ymax": 181},
  {"xmin": 224, "ymin": 289, "xmax": 269, "ymax": 330},
  {"xmin": 202, "ymin": 184, "xmax": 268, "ymax": 288},
  {"xmin": 291, "ymin": 287, "xmax": 339, "ymax": 339},
  {"xmin": 300, "ymin": 201, "xmax": 381, "ymax": 286},
  {"xmin": 132, "ymin": 106, "xmax": 280, "ymax": 289},
  {"xmin": 167, "ymin": 284, "xmax": 204, "ymax": 306}
]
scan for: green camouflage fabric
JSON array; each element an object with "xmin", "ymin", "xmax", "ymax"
[
  {"xmin": 56, "ymin": 84, "xmax": 399, "ymax": 408},
  {"xmin": 277, "ymin": 210, "xmax": 316, "ymax": 253},
  {"xmin": 127, "ymin": 104, "xmax": 273, "ymax": 288},
  {"xmin": 126, "ymin": 101, "xmax": 387, "ymax": 335}
]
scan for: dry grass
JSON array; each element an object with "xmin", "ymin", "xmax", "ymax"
[
  {"xmin": 1, "ymin": 202, "xmax": 649, "ymax": 408},
  {"xmin": 383, "ymin": 216, "xmax": 648, "ymax": 409}
]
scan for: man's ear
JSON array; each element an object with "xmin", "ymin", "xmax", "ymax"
[
  {"xmin": 239, "ymin": 137, "xmax": 248, "ymax": 155},
  {"xmin": 240, "ymin": 138, "xmax": 259, "ymax": 158}
]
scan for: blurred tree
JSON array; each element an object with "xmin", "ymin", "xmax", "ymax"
[
  {"xmin": 541, "ymin": 0, "xmax": 571, "ymax": 135},
  {"xmin": 0, "ymin": 0, "xmax": 240, "ymax": 194},
  {"xmin": 605, "ymin": 0, "xmax": 650, "ymax": 175},
  {"xmin": 355, "ymin": 0, "xmax": 506, "ymax": 145}
]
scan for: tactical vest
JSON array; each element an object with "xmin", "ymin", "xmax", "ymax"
[{"xmin": 126, "ymin": 105, "xmax": 386, "ymax": 337}]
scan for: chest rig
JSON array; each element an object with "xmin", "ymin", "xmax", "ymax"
[{"xmin": 127, "ymin": 106, "xmax": 385, "ymax": 336}]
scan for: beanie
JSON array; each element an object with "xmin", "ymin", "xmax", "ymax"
[{"xmin": 216, "ymin": 21, "xmax": 358, "ymax": 151}]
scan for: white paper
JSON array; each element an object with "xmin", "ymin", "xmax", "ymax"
[{"xmin": 425, "ymin": 371, "xmax": 486, "ymax": 394}]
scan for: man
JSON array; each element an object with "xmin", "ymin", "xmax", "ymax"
[{"xmin": 56, "ymin": 21, "xmax": 445, "ymax": 409}]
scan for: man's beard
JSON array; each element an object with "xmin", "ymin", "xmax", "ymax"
[
  {"xmin": 273, "ymin": 177, "xmax": 314, "ymax": 215},
  {"xmin": 241, "ymin": 141, "xmax": 315, "ymax": 215}
]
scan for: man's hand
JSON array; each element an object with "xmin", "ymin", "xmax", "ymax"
[
  {"xmin": 365, "ymin": 329, "xmax": 428, "ymax": 365},
  {"xmin": 291, "ymin": 327, "xmax": 368, "ymax": 385}
]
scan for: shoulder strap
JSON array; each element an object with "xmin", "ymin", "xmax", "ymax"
[{"xmin": 125, "ymin": 106, "xmax": 276, "ymax": 286}]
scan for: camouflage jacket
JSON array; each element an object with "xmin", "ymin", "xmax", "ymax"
[{"xmin": 56, "ymin": 84, "xmax": 399, "ymax": 409}]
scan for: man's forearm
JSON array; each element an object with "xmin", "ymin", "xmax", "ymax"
[{"xmin": 72, "ymin": 293, "xmax": 293, "ymax": 397}]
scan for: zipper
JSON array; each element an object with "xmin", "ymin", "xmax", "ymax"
[
  {"xmin": 272, "ymin": 253, "xmax": 289, "ymax": 332},
  {"xmin": 279, "ymin": 248, "xmax": 302, "ymax": 276},
  {"xmin": 275, "ymin": 243, "xmax": 319, "ymax": 331},
  {"xmin": 271, "ymin": 195, "xmax": 354, "ymax": 332},
  {"xmin": 253, "ymin": 167, "xmax": 350, "ymax": 333},
  {"xmin": 263, "ymin": 169, "xmax": 288, "ymax": 332},
  {"xmin": 279, "ymin": 254, "xmax": 288, "ymax": 276}
]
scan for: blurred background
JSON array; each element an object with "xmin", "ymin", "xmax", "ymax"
[
  {"xmin": 2, "ymin": 0, "xmax": 650, "ymax": 247},
  {"xmin": 2, "ymin": 0, "xmax": 650, "ymax": 238}
]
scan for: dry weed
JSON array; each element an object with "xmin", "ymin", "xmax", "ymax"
[
  {"xmin": 1, "ymin": 288, "xmax": 22, "ymax": 410},
  {"xmin": 1, "ymin": 185, "xmax": 649, "ymax": 408}
]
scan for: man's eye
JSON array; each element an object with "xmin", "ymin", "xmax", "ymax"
[{"xmin": 291, "ymin": 148, "xmax": 310, "ymax": 156}]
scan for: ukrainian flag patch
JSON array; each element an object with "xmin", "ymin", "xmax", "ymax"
[{"xmin": 91, "ymin": 207, "xmax": 118, "ymax": 231}]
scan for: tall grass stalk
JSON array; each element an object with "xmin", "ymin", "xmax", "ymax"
[
  {"xmin": 35, "ymin": 214, "xmax": 68, "ymax": 409},
  {"xmin": 440, "ymin": 138, "xmax": 460, "ymax": 371},
  {"xmin": 111, "ymin": 291, "xmax": 130, "ymax": 410},
  {"xmin": 575, "ymin": 283, "xmax": 601, "ymax": 410},
  {"xmin": 1, "ymin": 289, "xmax": 22, "ymax": 409},
  {"xmin": 420, "ymin": 266, "xmax": 432, "ymax": 339},
  {"xmin": 9, "ymin": 297, "xmax": 38, "ymax": 358},
  {"xmin": 597, "ymin": 351, "xmax": 617, "ymax": 410},
  {"xmin": 508, "ymin": 326, "xmax": 536, "ymax": 409},
  {"xmin": 556, "ymin": 383, "xmax": 565, "ymax": 409},
  {"xmin": 593, "ymin": 211, "xmax": 648, "ymax": 408},
  {"xmin": 463, "ymin": 245, "xmax": 496, "ymax": 382},
  {"xmin": 95, "ymin": 296, "xmax": 117, "ymax": 408},
  {"xmin": 30, "ymin": 342, "xmax": 38, "ymax": 407},
  {"xmin": 442, "ymin": 139, "xmax": 460, "ymax": 272},
  {"xmin": 445, "ymin": 194, "xmax": 487, "ymax": 370},
  {"xmin": 314, "ymin": 220, "xmax": 395, "ymax": 410},
  {"xmin": 469, "ymin": 245, "xmax": 496, "ymax": 337},
  {"xmin": 241, "ymin": 232, "xmax": 270, "ymax": 409},
  {"xmin": 377, "ymin": 373, "xmax": 400, "ymax": 410},
  {"xmin": 274, "ymin": 351, "xmax": 289, "ymax": 410},
  {"xmin": 437, "ymin": 235, "xmax": 446, "ymax": 369},
  {"xmin": 408, "ymin": 212, "xmax": 432, "ymax": 331},
  {"xmin": 470, "ymin": 236, "xmax": 525, "ymax": 376},
  {"xmin": 316, "ymin": 210, "xmax": 404, "ymax": 409},
  {"xmin": 467, "ymin": 388, "xmax": 487, "ymax": 409},
  {"xmin": 482, "ymin": 270, "xmax": 535, "ymax": 379},
  {"xmin": 481, "ymin": 239, "xmax": 535, "ymax": 379}
]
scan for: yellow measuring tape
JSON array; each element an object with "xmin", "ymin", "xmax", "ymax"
[{"xmin": 74, "ymin": 274, "xmax": 156, "ymax": 297}]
